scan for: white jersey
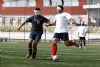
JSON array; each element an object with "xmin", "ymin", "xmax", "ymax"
[
  {"xmin": 78, "ymin": 26, "xmax": 88, "ymax": 37},
  {"xmin": 54, "ymin": 12, "xmax": 71, "ymax": 33}
]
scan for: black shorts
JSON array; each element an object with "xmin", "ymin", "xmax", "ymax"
[
  {"xmin": 53, "ymin": 33, "xmax": 69, "ymax": 41},
  {"xmin": 29, "ymin": 33, "xmax": 42, "ymax": 41},
  {"xmin": 79, "ymin": 37, "xmax": 85, "ymax": 40}
]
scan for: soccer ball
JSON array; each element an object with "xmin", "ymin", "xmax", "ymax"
[{"xmin": 52, "ymin": 55, "xmax": 59, "ymax": 62}]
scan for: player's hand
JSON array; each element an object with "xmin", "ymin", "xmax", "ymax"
[{"xmin": 45, "ymin": 24, "xmax": 49, "ymax": 27}]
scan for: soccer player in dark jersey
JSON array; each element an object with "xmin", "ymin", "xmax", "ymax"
[{"xmin": 17, "ymin": 7, "xmax": 50, "ymax": 59}]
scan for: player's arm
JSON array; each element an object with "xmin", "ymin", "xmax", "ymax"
[
  {"xmin": 17, "ymin": 17, "xmax": 32, "ymax": 31},
  {"xmin": 69, "ymin": 18, "xmax": 75, "ymax": 25},
  {"xmin": 17, "ymin": 21, "xmax": 27, "ymax": 31},
  {"xmin": 45, "ymin": 20, "xmax": 56, "ymax": 27}
]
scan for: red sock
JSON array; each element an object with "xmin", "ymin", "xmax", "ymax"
[
  {"xmin": 52, "ymin": 43, "xmax": 57, "ymax": 56},
  {"xmin": 68, "ymin": 40, "xmax": 76, "ymax": 46}
]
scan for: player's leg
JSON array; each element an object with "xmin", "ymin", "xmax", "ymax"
[
  {"xmin": 52, "ymin": 38, "xmax": 59, "ymax": 56},
  {"xmin": 62, "ymin": 33, "xmax": 79, "ymax": 47},
  {"xmin": 79, "ymin": 37, "xmax": 82, "ymax": 48},
  {"xmin": 51, "ymin": 33, "xmax": 60, "ymax": 56},
  {"xmin": 32, "ymin": 40, "xmax": 38, "ymax": 59},
  {"xmin": 61, "ymin": 33, "xmax": 69, "ymax": 46},
  {"xmin": 27, "ymin": 38, "xmax": 33, "ymax": 58},
  {"xmin": 27, "ymin": 32, "xmax": 35, "ymax": 58},
  {"xmin": 64, "ymin": 40, "xmax": 79, "ymax": 47},
  {"xmin": 32, "ymin": 33, "xmax": 42, "ymax": 59},
  {"xmin": 83, "ymin": 40, "xmax": 86, "ymax": 46},
  {"xmin": 82, "ymin": 37, "xmax": 86, "ymax": 48},
  {"xmin": 47, "ymin": 38, "xmax": 59, "ymax": 60},
  {"xmin": 79, "ymin": 40, "xmax": 82, "ymax": 48},
  {"xmin": 47, "ymin": 33, "xmax": 60, "ymax": 60}
]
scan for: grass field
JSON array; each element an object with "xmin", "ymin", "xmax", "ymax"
[{"xmin": 0, "ymin": 42, "xmax": 100, "ymax": 67}]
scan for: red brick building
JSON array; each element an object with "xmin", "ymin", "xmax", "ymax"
[{"xmin": 0, "ymin": 0, "xmax": 87, "ymax": 16}]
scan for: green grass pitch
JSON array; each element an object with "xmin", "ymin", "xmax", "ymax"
[{"xmin": 0, "ymin": 42, "xmax": 100, "ymax": 67}]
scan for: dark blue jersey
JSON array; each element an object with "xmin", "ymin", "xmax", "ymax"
[{"xmin": 25, "ymin": 15, "xmax": 49, "ymax": 34}]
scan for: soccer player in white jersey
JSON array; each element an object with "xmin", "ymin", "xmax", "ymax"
[
  {"xmin": 78, "ymin": 22, "xmax": 88, "ymax": 48},
  {"xmin": 46, "ymin": 5, "xmax": 79, "ymax": 60}
]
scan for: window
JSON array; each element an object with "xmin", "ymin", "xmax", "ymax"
[
  {"xmin": 43, "ymin": 0, "xmax": 51, "ymax": 6},
  {"xmin": 43, "ymin": 0, "xmax": 79, "ymax": 6},
  {"xmin": 43, "ymin": 0, "xmax": 63, "ymax": 6},
  {"xmin": 52, "ymin": 0, "xmax": 57, "ymax": 6},
  {"xmin": 71, "ymin": 0, "xmax": 79, "ymax": 6},
  {"xmin": 4, "ymin": 0, "xmax": 17, "ymax": 7},
  {"xmin": 64, "ymin": 0, "xmax": 71, "ymax": 6},
  {"xmin": 52, "ymin": 0, "xmax": 62, "ymax": 6},
  {"xmin": 3, "ymin": 0, "xmax": 36, "ymax": 7},
  {"xmin": 64, "ymin": 0, "xmax": 79, "ymax": 6},
  {"xmin": 56, "ymin": 0, "xmax": 62, "ymax": 5},
  {"xmin": 16, "ymin": 0, "xmax": 26, "ymax": 7},
  {"xmin": 26, "ymin": 0, "xmax": 36, "ymax": 7}
]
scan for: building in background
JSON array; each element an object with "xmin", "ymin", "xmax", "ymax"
[
  {"xmin": 0, "ymin": 0, "xmax": 86, "ymax": 16},
  {"xmin": 83, "ymin": 0, "xmax": 100, "ymax": 26},
  {"xmin": 0, "ymin": 0, "xmax": 87, "ymax": 26}
]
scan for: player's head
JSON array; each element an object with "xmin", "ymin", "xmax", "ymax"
[
  {"xmin": 81, "ymin": 21, "xmax": 85, "ymax": 26},
  {"xmin": 57, "ymin": 5, "xmax": 64, "ymax": 14},
  {"xmin": 34, "ymin": 7, "xmax": 41, "ymax": 15}
]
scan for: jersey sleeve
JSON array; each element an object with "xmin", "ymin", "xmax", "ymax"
[
  {"xmin": 25, "ymin": 17, "xmax": 32, "ymax": 23},
  {"xmin": 41, "ymin": 16, "xmax": 50, "ymax": 23},
  {"xmin": 64, "ymin": 13, "xmax": 71, "ymax": 20}
]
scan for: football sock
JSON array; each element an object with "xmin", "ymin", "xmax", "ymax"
[
  {"xmin": 32, "ymin": 51, "xmax": 36, "ymax": 59},
  {"xmin": 80, "ymin": 43, "xmax": 82, "ymax": 48},
  {"xmin": 83, "ymin": 41, "xmax": 86, "ymax": 46},
  {"xmin": 68, "ymin": 40, "xmax": 76, "ymax": 46},
  {"xmin": 27, "ymin": 48, "xmax": 32, "ymax": 58},
  {"xmin": 52, "ymin": 43, "xmax": 57, "ymax": 56}
]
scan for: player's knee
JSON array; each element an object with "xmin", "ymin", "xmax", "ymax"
[
  {"xmin": 53, "ymin": 38, "xmax": 59, "ymax": 43},
  {"xmin": 64, "ymin": 41, "xmax": 69, "ymax": 46}
]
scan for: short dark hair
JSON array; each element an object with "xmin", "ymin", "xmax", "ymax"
[
  {"xmin": 34, "ymin": 7, "xmax": 41, "ymax": 11},
  {"xmin": 57, "ymin": 5, "xmax": 64, "ymax": 10}
]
